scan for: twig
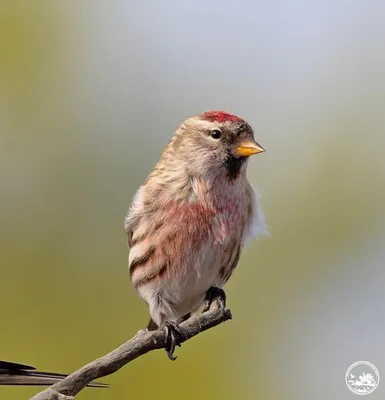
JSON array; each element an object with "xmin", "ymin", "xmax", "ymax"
[{"xmin": 29, "ymin": 299, "xmax": 232, "ymax": 400}]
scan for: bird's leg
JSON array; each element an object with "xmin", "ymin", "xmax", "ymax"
[
  {"xmin": 160, "ymin": 321, "xmax": 183, "ymax": 361},
  {"xmin": 203, "ymin": 287, "xmax": 227, "ymax": 321},
  {"xmin": 203, "ymin": 287, "xmax": 227, "ymax": 311}
]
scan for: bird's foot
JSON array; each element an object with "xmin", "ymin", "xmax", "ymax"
[
  {"xmin": 160, "ymin": 321, "xmax": 183, "ymax": 360},
  {"xmin": 203, "ymin": 287, "xmax": 227, "ymax": 321}
]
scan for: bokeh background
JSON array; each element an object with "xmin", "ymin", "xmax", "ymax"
[{"xmin": 1, "ymin": 1, "xmax": 385, "ymax": 399}]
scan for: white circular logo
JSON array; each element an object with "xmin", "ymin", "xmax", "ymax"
[{"xmin": 345, "ymin": 361, "xmax": 380, "ymax": 395}]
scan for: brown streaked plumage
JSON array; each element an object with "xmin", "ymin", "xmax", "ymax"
[{"xmin": 125, "ymin": 111, "xmax": 269, "ymax": 337}]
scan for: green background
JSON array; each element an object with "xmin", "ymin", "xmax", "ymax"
[{"xmin": 1, "ymin": 1, "xmax": 385, "ymax": 399}]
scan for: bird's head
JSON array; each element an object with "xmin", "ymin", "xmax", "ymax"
[{"xmin": 168, "ymin": 111, "xmax": 265, "ymax": 180}]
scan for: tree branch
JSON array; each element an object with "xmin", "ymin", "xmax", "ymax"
[{"xmin": 29, "ymin": 299, "xmax": 232, "ymax": 400}]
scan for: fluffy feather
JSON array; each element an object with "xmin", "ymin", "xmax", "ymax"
[
  {"xmin": 125, "ymin": 111, "xmax": 267, "ymax": 329},
  {"xmin": 242, "ymin": 185, "xmax": 270, "ymax": 246}
]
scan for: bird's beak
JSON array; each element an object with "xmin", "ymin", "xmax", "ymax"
[{"xmin": 234, "ymin": 141, "xmax": 265, "ymax": 157}]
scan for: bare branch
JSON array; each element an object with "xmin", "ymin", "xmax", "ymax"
[{"xmin": 29, "ymin": 299, "xmax": 232, "ymax": 400}]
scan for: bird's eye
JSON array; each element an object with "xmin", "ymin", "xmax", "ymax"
[{"xmin": 210, "ymin": 130, "xmax": 222, "ymax": 139}]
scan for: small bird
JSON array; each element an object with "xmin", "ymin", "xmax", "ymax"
[
  {"xmin": 0, "ymin": 360, "xmax": 107, "ymax": 387},
  {"xmin": 125, "ymin": 111, "xmax": 268, "ymax": 358}
]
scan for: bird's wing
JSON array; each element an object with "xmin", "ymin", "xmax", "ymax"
[
  {"xmin": 126, "ymin": 185, "xmax": 216, "ymax": 288},
  {"xmin": 0, "ymin": 360, "xmax": 108, "ymax": 387},
  {"xmin": 0, "ymin": 361, "xmax": 34, "ymax": 370}
]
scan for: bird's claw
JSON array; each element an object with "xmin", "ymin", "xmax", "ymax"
[
  {"xmin": 203, "ymin": 287, "xmax": 227, "ymax": 321},
  {"xmin": 161, "ymin": 321, "xmax": 183, "ymax": 360}
]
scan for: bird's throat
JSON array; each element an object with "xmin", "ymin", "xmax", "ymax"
[{"xmin": 224, "ymin": 156, "xmax": 246, "ymax": 180}]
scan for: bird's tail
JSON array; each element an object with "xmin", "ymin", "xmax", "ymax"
[{"xmin": 0, "ymin": 361, "xmax": 107, "ymax": 387}]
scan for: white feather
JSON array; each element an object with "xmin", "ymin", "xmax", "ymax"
[{"xmin": 242, "ymin": 185, "xmax": 270, "ymax": 246}]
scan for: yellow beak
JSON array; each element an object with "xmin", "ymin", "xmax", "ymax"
[{"xmin": 234, "ymin": 141, "xmax": 265, "ymax": 157}]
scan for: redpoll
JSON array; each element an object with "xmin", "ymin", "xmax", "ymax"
[{"xmin": 125, "ymin": 111, "xmax": 268, "ymax": 358}]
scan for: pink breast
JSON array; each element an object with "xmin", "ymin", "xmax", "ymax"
[{"xmin": 212, "ymin": 196, "xmax": 244, "ymax": 245}]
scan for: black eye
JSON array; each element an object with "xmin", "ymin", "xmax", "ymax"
[{"xmin": 210, "ymin": 130, "xmax": 222, "ymax": 139}]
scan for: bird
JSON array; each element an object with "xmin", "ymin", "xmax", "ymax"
[
  {"xmin": 0, "ymin": 360, "xmax": 107, "ymax": 387},
  {"xmin": 125, "ymin": 110, "xmax": 269, "ymax": 359}
]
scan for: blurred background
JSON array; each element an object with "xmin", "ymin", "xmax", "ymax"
[{"xmin": 1, "ymin": 1, "xmax": 385, "ymax": 399}]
